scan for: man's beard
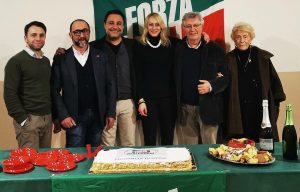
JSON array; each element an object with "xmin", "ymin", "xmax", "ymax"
[
  {"xmin": 74, "ymin": 39, "xmax": 88, "ymax": 48},
  {"xmin": 107, "ymin": 30, "xmax": 122, "ymax": 41},
  {"xmin": 107, "ymin": 35, "xmax": 120, "ymax": 41},
  {"xmin": 28, "ymin": 44, "xmax": 44, "ymax": 51}
]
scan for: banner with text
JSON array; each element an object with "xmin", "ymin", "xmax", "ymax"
[{"xmin": 93, "ymin": 0, "xmax": 224, "ymax": 47}]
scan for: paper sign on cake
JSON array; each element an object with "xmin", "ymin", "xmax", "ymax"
[{"xmin": 90, "ymin": 147, "xmax": 195, "ymax": 173}]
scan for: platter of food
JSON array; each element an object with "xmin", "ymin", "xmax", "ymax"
[{"xmin": 209, "ymin": 139, "xmax": 275, "ymax": 165}]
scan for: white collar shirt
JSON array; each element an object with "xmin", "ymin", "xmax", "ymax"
[
  {"xmin": 72, "ymin": 46, "xmax": 90, "ymax": 66},
  {"xmin": 24, "ymin": 46, "xmax": 44, "ymax": 59}
]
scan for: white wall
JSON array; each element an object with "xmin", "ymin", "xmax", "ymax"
[
  {"xmin": 224, "ymin": 0, "xmax": 300, "ymax": 72},
  {"xmin": 0, "ymin": 0, "xmax": 95, "ymax": 80},
  {"xmin": 0, "ymin": 0, "xmax": 299, "ymax": 81}
]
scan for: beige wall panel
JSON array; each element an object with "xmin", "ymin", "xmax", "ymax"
[
  {"xmin": 0, "ymin": 81, "xmax": 17, "ymax": 149},
  {"xmin": 0, "ymin": 72, "xmax": 299, "ymax": 149},
  {"xmin": 277, "ymin": 72, "xmax": 300, "ymax": 140},
  {"xmin": 0, "ymin": 81, "xmax": 65, "ymax": 150}
]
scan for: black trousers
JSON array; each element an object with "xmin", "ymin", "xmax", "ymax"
[{"xmin": 141, "ymin": 97, "xmax": 177, "ymax": 146}]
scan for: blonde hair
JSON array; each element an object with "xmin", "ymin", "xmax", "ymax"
[
  {"xmin": 231, "ymin": 22, "xmax": 255, "ymax": 40},
  {"xmin": 139, "ymin": 13, "xmax": 170, "ymax": 47}
]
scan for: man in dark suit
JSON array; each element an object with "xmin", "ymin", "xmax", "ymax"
[
  {"xmin": 51, "ymin": 19, "xmax": 116, "ymax": 147},
  {"xmin": 175, "ymin": 12, "xmax": 228, "ymax": 144},
  {"xmin": 90, "ymin": 10, "xmax": 137, "ymax": 147}
]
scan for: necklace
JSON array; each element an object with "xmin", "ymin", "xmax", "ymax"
[
  {"xmin": 237, "ymin": 46, "xmax": 252, "ymax": 70},
  {"xmin": 146, "ymin": 39, "xmax": 161, "ymax": 48}
]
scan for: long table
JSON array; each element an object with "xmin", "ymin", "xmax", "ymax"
[{"xmin": 1, "ymin": 143, "xmax": 300, "ymax": 192}]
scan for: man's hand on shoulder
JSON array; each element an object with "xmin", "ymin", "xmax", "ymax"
[
  {"xmin": 55, "ymin": 47, "xmax": 66, "ymax": 56},
  {"xmin": 202, "ymin": 32, "xmax": 210, "ymax": 44}
]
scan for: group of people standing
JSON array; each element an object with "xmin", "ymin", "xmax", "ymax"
[{"xmin": 3, "ymin": 9, "xmax": 285, "ymax": 150}]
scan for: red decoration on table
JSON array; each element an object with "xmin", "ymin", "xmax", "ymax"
[
  {"xmin": 85, "ymin": 144, "xmax": 92, "ymax": 158},
  {"xmin": 85, "ymin": 144, "xmax": 102, "ymax": 158},
  {"xmin": 46, "ymin": 161, "xmax": 76, "ymax": 172},
  {"xmin": 92, "ymin": 145, "xmax": 102, "ymax": 157},
  {"xmin": 228, "ymin": 138, "xmax": 256, "ymax": 148},
  {"xmin": 70, "ymin": 154, "xmax": 86, "ymax": 163},
  {"xmin": 48, "ymin": 149, "xmax": 71, "ymax": 156},
  {"xmin": 2, "ymin": 156, "xmax": 31, "ymax": 166},
  {"xmin": 32, "ymin": 153, "xmax": 58, "ymax": 166},
  {"xmin": 3, "ymin": 147, "xmax": 86, "ymax": 174},
  {"xmin": 10, "ymin": 148, "xmax": 37, "ymax": 162},
  {"xmin": 3, "ymin": 163, "xmax": 34, "ymax": 174}
]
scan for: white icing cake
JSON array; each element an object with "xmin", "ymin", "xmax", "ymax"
[
  {"xmin": 90, "ymin": 147, "xmax": 193, "ymax": 173},
  {"xmin": 94, "ymin": 147, "xmax": 191, "ymax": 163}
]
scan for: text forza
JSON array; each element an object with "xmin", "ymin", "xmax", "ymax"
[{"xmin": 125, "ymin": 0, "xmax": 193, "ymax": 36}]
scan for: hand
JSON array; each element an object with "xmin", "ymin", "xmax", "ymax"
[
  {"xmin": 106, "ymin": 117, "xmax": 115, "ymax": 129},
  {"xmin": 55, "ymin": 47, "xmax": 66, "ymax": 55},
  {"xmin": 202, "ymin": 32, "xmax": 210, "ymax": 43},
  {"xmin": 138, "ymin": 103, "xmax": 148, "ymax": 116},
  {"xmin": 217, "ymin": 72, "xmax": 223, "ymax": 78},
  {"xmin": 198, "ymin": 80, "xmax": 211, "ymax": 94},
  {"xmin": 61, "ymin": 117, "xmax": 76, "ymax": 128},
  {"xmin": 52, "ymin": 120, "xmax": 62, "ymax": 134}
]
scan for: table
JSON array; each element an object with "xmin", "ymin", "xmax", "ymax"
[
  {"xmin": 1, "ymin": 143, "xmax": 300, "ymax": 192},
  {"xmin": 204, "ymin": 144, "xmax": 300, "ymax": 192}
]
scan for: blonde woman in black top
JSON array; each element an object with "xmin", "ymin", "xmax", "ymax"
[{"xmin": 134, "ymin": 13, "xmax": 178, "ymax": 146}]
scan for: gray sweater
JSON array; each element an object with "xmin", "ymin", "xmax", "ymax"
[{"xmin": 4, "ymin": 50, "xmax": 51, "ymax": 124}]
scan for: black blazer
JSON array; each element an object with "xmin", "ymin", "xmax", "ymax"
[
  {"xmin": 90, "ymin": 36, "xmax": 136, "ymax": 100},
  {"xmin": 174, "ymin": 37, "xmax": 229, "ymax": 124},
  {"xmin": 51, "ymin": 46, "xmax": 116, "ymax": 128}
]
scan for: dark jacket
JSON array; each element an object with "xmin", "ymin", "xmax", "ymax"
[
  {"xmin": 226, "ymin": 46, "xmax": 286, "ymax": 141},
  {"xmin": 175, "ymin": 37, "xmax": 229, "ymax": 124},
  {"xmin": 90, "ymin": 36, "xmax": 136, "ymax": 100},
  {"xmin": 51, "ymin": 46, "xmax": 116, "ymax": 128}
]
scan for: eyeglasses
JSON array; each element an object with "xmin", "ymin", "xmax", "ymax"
[
  {"xmin": 184, "ymin": 23, "xmax": 202, "ymax": 30},
  {"xmin": 72, "ymin": 28, "xmax": 90, "ymax": 36}
]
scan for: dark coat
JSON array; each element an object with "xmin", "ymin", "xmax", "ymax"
[
  {"xmin": 174, "ymin": 37, "xmax": 229, "ymax": 124},
  {"xmin": 51, "ymin": 46, "xmax": 116, "ymax": 128},
  {"xmin": 90, "ymin": 36, "xmax": 136, "ymax": 100},
  {"xmin": 226, "ymin": 46, "xmax": 286, "ymax": 141}
]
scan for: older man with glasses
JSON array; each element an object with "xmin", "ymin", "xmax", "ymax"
[
  {"xmin": 174, "ymin": 12, "xmax": 228, "ymax": 144},
  {"xmin": 51, "ymin": 19, "xmax": 116, "ymax": 147}
]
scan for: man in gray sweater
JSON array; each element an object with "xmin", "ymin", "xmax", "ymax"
[{"xmin": 4, "ymin": 21, "xmax": 52, "ymax": 149}]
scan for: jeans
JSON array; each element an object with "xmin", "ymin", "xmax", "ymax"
[{"xmin": 66, "ymin": 109, "xmax": 103, "ymax": 147}]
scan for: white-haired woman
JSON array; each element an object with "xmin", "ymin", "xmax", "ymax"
[{"xmin": 225, "ymin": 22, "xmax": 285, "ymax": 142}]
